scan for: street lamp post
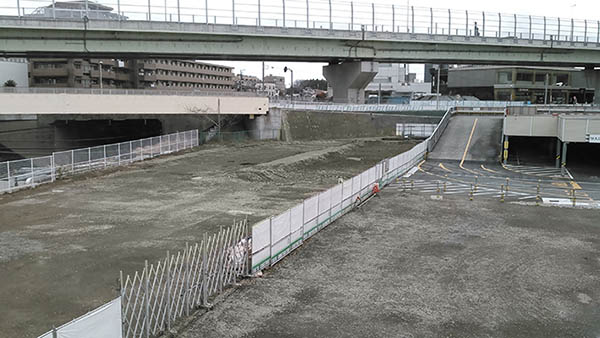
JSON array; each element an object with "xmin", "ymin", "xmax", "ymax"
[{"xmin": 284, "ymin": 66, "xmax": 293, "ymax": 102}]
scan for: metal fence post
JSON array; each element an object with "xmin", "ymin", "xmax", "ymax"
[
  {"xmin": 232, "ymin": 0, "xmax": 235, "ymax": 24},
  {"xmin": 87, "ymin": 147, "xmax": 91, "ymax": 170},
  {"xmin": 202, "ymin": 233, "xmax": 208, "ymax": 306},
  {"xmin": 29, "ymin": 158, "xmax": 34, "ymax": 187},
  {"xmin": 52, "ymin": 0, "xmax": 56, "ymax": 19},
  {"xmin": 544, "ymin": 16, "xmax": 546, "ymax": 40},
  {"xmin": 282, "ymin": 0, "xmax": 285, "ymax": 27},
  {"xmin": 103, "ymin": 145, "xmax": 107, "ymax": 168},
  {"xmin": 50, "ymin": 154, "xmax": 56, "ymax": 182},
  {"xmin": 117, "ymin": 143, "xmax": 121, "ymax": 165},
  {"xmin": 571, "ymin": 18, "xmax": 574, "ymax": 42},
  {"xmin": 269, "ymin": 217, "xmax": 273, "ymax": 266},
  {"xmin": 584, "ymin": 20, "xmax": 587, "ymax": 42},
  {"xmin": 129, "ymin": 141, "xmax": 133, "ymax": 163},
  {"xmin": 164, "ymin": 0, "xmax": 167, "ymax": 20},
  {"xmin": 71, "ymin": 149, "xmax": 74, "ymax": 173},
  {"xmin": 558, "ymin": 18, "xmax": 561, "ymax": 40},
  {"xmin": 465, "ymin": 10, "xmax": 468, "ymax": 36},
  {"xmin": 448, "ymin": 9, "xmax": 451, "ymax": 35},
  {"xmin": 177, "ymin": 0, "xmax": 180, "ymax": 22},
  {"xmin": 597, "ymin": 21, "xmax": 599, "ymax": 43},
  {"xmin": 85, "ymin": 0, "xmax": 89, "ymax": 17},
  {"xmin": 430, "ymin": 8, "xmax": 433, "ymax": 34},
  {"xmin": 205, "ymin": 0, "xmax": 208, "ymax": 24},
  {"xmin": 513, "ymin": 14, "xmax": 516, "ymax": 38},
  {"xmin": 306, "ymin": 0, "xmax": 309, "ymax": 28},
  {"xmin": 479, "ymin": 11, "xmax": 484, "ymax": 37},
  {"xmin": 258, "ymin": 0, "xmax": 261, "ymax": 26},
  {"xmin": 144, "ymin": 260, "xmax": 150, "ymax": 338},
  {"xmin": 411, "ymin": 6, "xmax": 414, "ymax": 33},
  {"xmin": 117, "ymin": 0, "xmax": 120, "ymax": 21},
  {"xmin": 16, "ymin": 0, "xmax": 21, "ymax": 17},
  {"xmin": 147, "ymin": 0, "xmax": 151, "ymax": 21},
  {"xmin": 498, "ymin": 13, "xmax": 501, "ymax": 37},
  {"xmin": 165, "ymin": 250, "xmax": 171, "ymax": 330},
  {"xmin": 184, "ymin": 242, "xmax": 190, "ymax": 316},
  {"xmin": 350, "ymin": 2, "xmax": 353, "ymax": 30},
  {"xmin": 529, "ymin": 15, "xmax": 532, "ymax": 39},
  {"xmin": 328, "ymin": 0, "xmax": 332, "ymax": 30},
  {"xmin": 392, "ymin": 5, "xmax": 395, "ymax": 32},
  {"xmin": 371, "ymin": 3, "xmax": 374, "ymax": 31}
]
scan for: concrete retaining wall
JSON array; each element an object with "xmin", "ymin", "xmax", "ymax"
[{"xmin": 280, "ymin": 110, "xmax": 441, "ymax": 141}]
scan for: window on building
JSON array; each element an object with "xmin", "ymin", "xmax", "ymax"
[
  {"xmin": 535, "ymin": 73, "xmax": 548, "ymax": 83},
  {"xmin": 516, "ymin": 72, "xmax": 533, "ymax": 82},
  {"xmin": 497, "ymin": 71, "xmax": 512, "ymax": 84},
  {"xmin": 555, "ymin": 73, "xmax": 569, "ymax": 86}
]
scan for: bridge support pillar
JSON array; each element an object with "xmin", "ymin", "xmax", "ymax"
[
  {"xmin": 584, "ymin": 68, "xmax": 600, "ymax": 105},
  {"xmin": 323, "ymin": 61, "xmax": 378, "ymax": 104},
  {"xmin": 561, "ymin": 142, "xmax": 568, "ymax": 176}
]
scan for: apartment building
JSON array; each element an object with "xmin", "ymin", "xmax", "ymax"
[
  {"xmin": 263, "ymin": 75, "xmax": 286, "ymax": 92},
  {"xmin": 28, "ymin": 58, "xmax": 235, "ymax": 91}
]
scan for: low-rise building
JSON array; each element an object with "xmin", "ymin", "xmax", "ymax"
[
  {"xmin": 264, "ymin": 75, "xmax": 286, "ymax": 92},
  {"xmin": 255, "ymin": 83, "xmax": 279, "ymax": 97},
  {"xmin": 365, "ymin": 63, "xmax": 431, "ymax": 103},
  {"xmin": 28, "ymin": 58, "xmax": 235, "ymax": 91},
  {"xmin": 447, "ymin": 65, "xmax": 595, "ymax": 103}
]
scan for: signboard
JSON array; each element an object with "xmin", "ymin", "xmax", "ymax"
[{"xmin": 588, "ymin": 134, "xmax": 600, "ymax": 143}]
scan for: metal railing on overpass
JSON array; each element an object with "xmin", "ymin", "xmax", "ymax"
[
  {"xmin": 270, "ymin": 100, "xmax": 526, "ymax": 112},
  {"xmin": 0, "ymin": 87, "xmax": 264, "ymax": 97},
  {"xmin": 2, "ymin": 0, "xmax": 600, "ymax": 44}
]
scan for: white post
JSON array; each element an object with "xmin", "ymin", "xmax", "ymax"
[
  {"xmin": 205, "ymin": 0, "xmax": 208, "ymax": 24},
  {"xmin": 269, "ymin": 217, "xmax": 273, "ymax": 266},
  {"xmin": 232, "ymin": 0, "xmax": 235, "ymax": 24},
  {"xmin": 350, "ymin": 2, "xmax": 353, "ymax": 30},
  {"xmin": 6, "ymin": 161, "xmax": 11, "ymax": 193},
  {"xmin": 117, "ymin": 144, "xmax": 121, "ymax": 165},
  {"xmin": 258, "ymin": 0, "xmax": 261, "ymax": 26},
  {"xmin": 144, "ymin": 260, "xmax": 150, "ymax": 338},
  {"xmin": 392, "ymin": 5, "xmax": 395, "ymax": 32},
  {"xmin": 282, "ymin": 0, "xmax": 285, "ymax": 27},
  {"xmin": 184, "ymin": 243, "xmax": 190, "ymax": 316},
  {"xmin": 103, "ymin": 145, "xmax": 107, "ymax": 168},
  {"xmin": 130, "ymin": 141, "xmax": 133, "ymax": 163},
  {"xmin": 30, "ymin": 158, "xmax": 34, "ymax": 187},
  {"xmin": 371, "ymin": 3, "xmax": 375, "ymax": 31},
  {"xmin": 16, "ymin": 0, "xmax": 21, "ymax": 17},
  {"xmin": 50, "ymin": 155, "xmax": 56, "ymax": 182},
  {"xmin": 166, "ymin": 251, "xmax": 171, "ymax": 330},
  {"xmin": 71, "ymin": 150, "xmax": 74, "ymax": 173},
  {"xmin": 88, "ymin": 147, "xmax": 91, "ymax": 170},
  {"xmin": 177, "ymin": 0, "xmax": 180, "ymax": 22},
  {"xmin": 328, "ymin": 0, "xmax": 332, "ymax": 30}
]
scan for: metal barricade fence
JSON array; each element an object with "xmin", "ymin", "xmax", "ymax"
[{"xmin": 1, "ymin": 130, "xmax": 200, "ymax": 194}]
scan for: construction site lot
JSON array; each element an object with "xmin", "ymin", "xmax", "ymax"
[
  {"xmin": 178, "ymin": 191, "xmax": 600, "ymax": 338},
  {"xmin": 0, "ymin": 137, "xmax": 416, "ymax": 338}
]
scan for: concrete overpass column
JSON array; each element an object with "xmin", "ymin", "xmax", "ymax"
[
  {"xmin": 555, "ymin": 139, "xmax": 561, "ymax": 168},
  {"xmin": 561, "ymin": 142, "xmax": 568, "ymax": 176},
  {"xmin": 584, "ymin": 68, "xmax": 600, "ymax": 105},
  {"xmin": 323, "ymin": 61, "xmax": 378, "ymax": 103}
]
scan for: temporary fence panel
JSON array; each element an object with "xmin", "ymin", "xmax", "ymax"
[
  {"xmin": 290, "ymin": 204, "xmax": 304, "ymax": 251},
  {"xmin": 270, "ymin": 210, "xmax": 291, "ymax": 265},
  {"xmin": 38, "ymin": 297, "xmax": 122, "ymax": 338},
  {"xmin": 330, "ymin": 184, "xmax": 343, "ymax": 220},
  {"xmin": 351, "ymin": 174, "xmax": 361, "ymax": 202},
  {"xmin": 251, "ymin": 218, "xmax": 271, "ymax": 272},
  {"xmin": 303, "ymin": 195, "xmax": 319, "ymax": 239},
  {"xmin": 360, "ymin": 170, "xmax": 369, "ymax": 191},
  {"xmin": 342, "ymin": 179, "xmax": 353, "ymax": 211},
  {"xmin": 317, "ymin": 189, "xmax": 331, "ymax": 229}
]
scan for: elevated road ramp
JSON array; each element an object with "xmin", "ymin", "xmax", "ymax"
[{"xmin": 429, "ymin": 115, "xmax": 503, "ymax": 163}]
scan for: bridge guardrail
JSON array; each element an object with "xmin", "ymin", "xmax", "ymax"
[
  {"xmin": 0, "ymin": 87, "xmax": 263, "ymax": 97},
  {"xmin": 2, "ymin": 0, "xmax": 600, "ymax": 46}
]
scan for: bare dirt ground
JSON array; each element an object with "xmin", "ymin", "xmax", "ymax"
[
  {"xmin": 178, "ymin": 191, "xmax": 600, "ymax": 338},
  {"xmin": 0, "ymin": 137, "xmax": 415, "ymax": 338}
]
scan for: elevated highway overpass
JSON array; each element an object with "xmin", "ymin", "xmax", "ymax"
[
  {"xmin": 2, "ymin": 1, "xmax": 600, "ymax": 103},
  {"xmin": 0, "ymin": 89, "xmax": 268, "ymax": 115}
]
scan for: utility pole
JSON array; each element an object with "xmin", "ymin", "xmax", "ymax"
[{"xmin": 544, "ymin": 73, "xmax": 549, "ymax": 104}]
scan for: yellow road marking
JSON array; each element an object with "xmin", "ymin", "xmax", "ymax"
[
  {"xmin": 439, "ymin": 163, "xmax": 452, "ymax": 172},
  {"xmin": 552, "ymin": 182, "xmax": 568, "ymax": 188},
  {"xmin": 570, "ymin": 181, "xmax": 582, "ymax": 190},
  {"xmin": 459, "ymin": 118, "xmax": 478, "ymax": 169},
  {"xmin": 480, "ymin": 164, "xmax": 498, "ymax": 174},
  {"xmin": 417, "ymin": 160, "xmax": 426, "ymax": 172}
]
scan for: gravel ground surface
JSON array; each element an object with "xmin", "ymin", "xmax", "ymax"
[
  {"xmin": 0, "ymin": 138, "xmax": 415, "ymax": 338},
  {"xmin": 178, "ymin": 190, "xmax": 600, "ymax": 338}
]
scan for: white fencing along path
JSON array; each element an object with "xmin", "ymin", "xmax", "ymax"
[{"xmin": 1, "ymin": 130, "xmax": 199, "ymax": 194}]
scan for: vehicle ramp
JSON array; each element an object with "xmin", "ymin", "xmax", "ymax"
[{"xmin": 429, "ymin": 115, "xmax": 503, "ymax": 163}]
